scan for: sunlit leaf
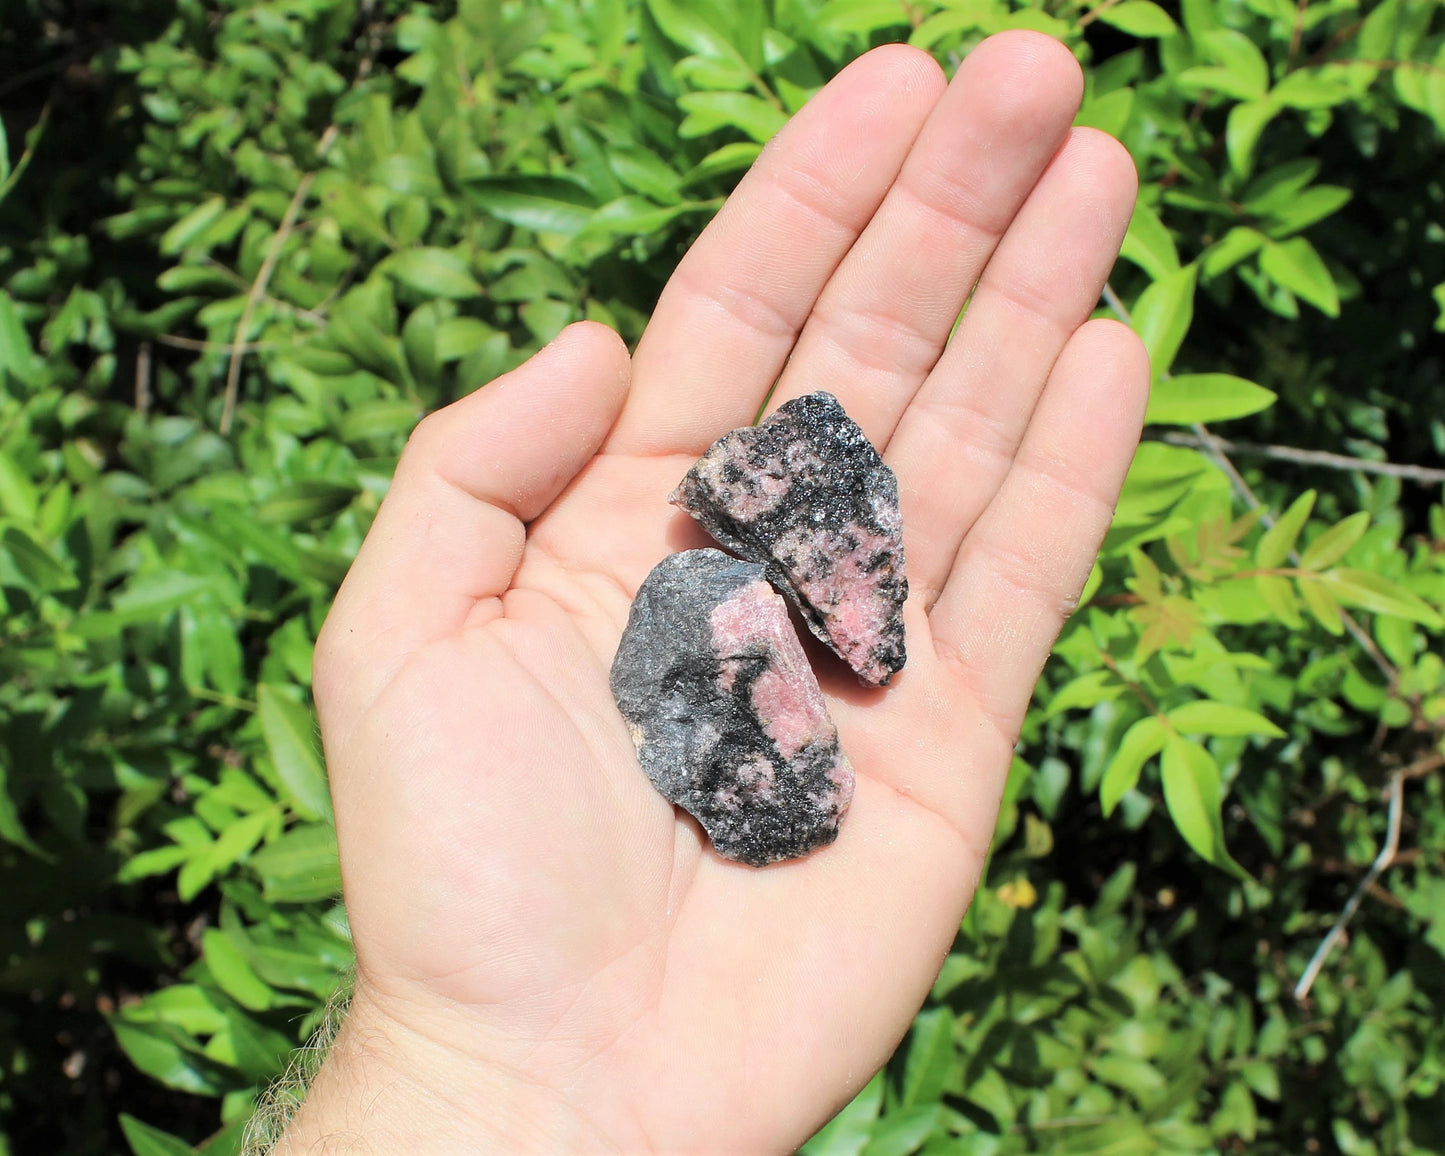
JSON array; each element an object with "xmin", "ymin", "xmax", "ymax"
[
  {"xmin": 1130, "ymin": 264, "xmax": 1197, "ymax": 379},
  {"xmin": 257, "ymin": 685, "xmax": 332, "ymax": 822},
  {"xmin": 1167, "ymin": 700, "xmax": 1284, "ymax": 738},
  {"xmin": 1255, "ymin": 491, "xmax": 1315, "ymax": 568},
  {"xmin": 1101, "ymin": 716, "xmax": 1168, "ymax": 816},
  {"xmin": 1145, "ymin": 373, "xmax": 1275, "ymax": 425}
]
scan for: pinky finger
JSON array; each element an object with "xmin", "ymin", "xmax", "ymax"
[{"xmin": 927, "ymin": 319, "xmax": 1149, "ymax": 738}]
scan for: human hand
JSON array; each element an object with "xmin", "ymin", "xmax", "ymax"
[{"xmin": 280, "ymin": 31, "xmax": 1148, "ymax": 1155}]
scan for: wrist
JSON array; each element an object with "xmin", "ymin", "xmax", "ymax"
[{"xmin": 271, "ymin": 980, "xmax": 629, "ymax": 1155}]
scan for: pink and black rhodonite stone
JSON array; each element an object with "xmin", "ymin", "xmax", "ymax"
[
  {"xmin": 671, "ymin": 391, "xmax": 907, "ymax": 687},
  {"xmin": 610, "ymin": 549, "xmax": 854, "ymax": 867}
]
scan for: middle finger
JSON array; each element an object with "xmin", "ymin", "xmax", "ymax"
[{"xmin": 760, "ymin": 31, "xmax": 1084, "ymax": 441}]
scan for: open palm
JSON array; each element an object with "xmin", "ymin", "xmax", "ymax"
[{"xmin": 291, "ymin": 33, "xmax": 1148, "ymax": 1156}]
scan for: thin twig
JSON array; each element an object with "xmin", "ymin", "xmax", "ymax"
[
  {"xmin": 203, "ymin": 257, "xmax": 327, "ymax": 325},
  {"xmin": 156, "ymin": 332, "xmax": 280, "ymax": 355},
  {"xmin": 1294, "ymin": 770, "xmax": 1405, "ymax": 1002},
  {"xmin": 1154, "ymin": 432, "xmax": 1445, "ymax": 486},
  {"xmin": 1330, "ymin": 57, "xmax": 1445, "ymax": 78},
  {"xmin": 1077, "ymin": 0, "xmax": 1124, "ymax": 28},
  {"xmin": 135, "ymin": 341, "xmax": 151, "ymax": 415},
  {"xmin": 220, "ymin": 159, "xmax": 324, "ymax": 435},
  {"xmin": 219, "ymin": 20, "xmax": 382, "ymax": 434},
  {"xmin": 1400, "ymin": 751, "xmax": 1445, "ymax": 781},
  {"xmin": 0, "ymin": 99, "xmax": 52, "ymax": 205},
  {"xmin": 1287, "ymin": 0, "xmax": 1309, "ymax": 65}
]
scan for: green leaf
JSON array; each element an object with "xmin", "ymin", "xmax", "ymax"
[
  {"xmin": 608, "ymin": 146, "xmax": 683, "ymax": 203},
  {"xmin": 117, "ymin": 844, "xmax": 193, "ymax": 883},
  {"xmin": 680, "ymin": 142, "xmax": 763, "ymax": 187},
  {"xmin": 111, "ymin": 1018, "xmax": 225, "ymax": 1095},
  {"xmin": 1226, "ymin": 99, "xmax": 1278, "ymax": 177},
  {"xmin": 596, "ymin": 196, "xmax": 703, "ymax": 238},
  {"xmin": 1076, "ymin": 88, "xmax": 1135, "ymax": 138},
  {"xmin": 1046, "ymin": 670, "xmax": 1124, "ymax": 717},
  {"xmin": 251, "ymin": 822, "xmax": 341, "ymax": 903},
  {"xmin": 120, "ymin": 1114, "xmax": 195, "ymax": 1156},
  {"xmin": 1322, "ymin": 569, "xmax": 1444, "ymax": 628},
  {"xmin": 159, "ymin": 196, "xmax": 228, "ymax": 255},
  {"xmin": 815, "ymin": 0, "xmax": 912, "ymax": 36},
  {"xmin": 910, "ymin": 7, "xmax": 992, "ymax": 50},
  {"xmin": 1260, "ymin": 185, "xmax": 1352, "ymax": 238},
  {"xmin": 677, "ymin": 91, "xmax": 789, "ymax": 143},
  {"xmin": 384, "ymin": 248, "xmax": 484, "ymax": 299},
  {"xmin": 198, "ymin": 1117, "xmax": 250, "ymax": 1155},
  {"xmin": 1239, "ymin": 1060, "xmax": 1282, "ymax": 1101},
  {"xmin": 860, "ymin": 1105, "xmax": 943, "ymax": 1156},
  {"xmin": 1160, "ymin": 736, "xmax": 1241, "ymax": 873},
  {"xmin": 257, "ymin": 685, "xmax": 332, "ymax": 822},
  {"xmin": 374, "ymin": 154, "xmax": 442, "ymax": 198},
  {"xmin": 1101, "ymin": 716, "xmax": 1168, "ymax": 816},
  {"xmin": 256, "ymin": 481, "xmax": 359, "ymax": 526},
  {"xmin": 1256, "ymin": 574, "xmax": 1302, "ymax": 629},
  {"xmin": 204, "ymin": 807, "xmax": 274, "ymax": 876},
  {"xmin": 1259, "ymin": 238, "xmax": 1339, "ymax": 316},
  {"xmin": 1097, "ymin": 1, "xmax": 1178, "ymax": 37},
  {"xmin": 1092, "ymin": 1053, "xmax": 1168, "ymax": 1103},
  {"xmin": 1198, "ymin": 29, "xmax": 1268, "ymax": 99},
  {"xmin": 1130, "ymin": 264, "xmax": 1197, "ymax": 379},
  {"xmin": 214, "ymin": 1006, "xmax": 293, "ymax": 1082},
  {"xmin": 1255, "ymin": 490, "xmax": 1316, "ymax": 567},
  {"xmin": 114, "ymin": 571, "xmax": 217, "ymax": 621},
  {"xmin": 122, "ymin": 985, "xmax": 229, "ymax": 1037},
  {"xmin": 1201, "ymin": 227, "xmax": 1266, "ymax": 280},
  {"xmin": 0, "ymin": 452, "xmax": 39, "ymax": 521},
  {"xmin": 1298, "ymin": 512, "xmax": 1370, "ymax": 570},
  {"xmin": 338, "ymin": 399, "xmax": 420, "ymax": 444},
  {"xmin": 646, "ymin": 0, "xmax": 737, "ymax": 61},
  {"xmin": 465, "ymin": 176, "xmax": 595, "ymax": 237},
  {"xmin": 1167, "ymin": 701, "xmax": 1284, "ymax": 738},
  {"xmin": 1271, "ymin": 67, "xmax": 1357, "ymax": 111},
  {"xmin": 1358, "ymin": 0, "xmax": 1402, "ymax": 58},
  {"xmin": 0, "ymin": 292, "xmax": 39, "ymax": 386},
  {"xmin": 901, "ymin": 1007, "xmax": 955, "ymax": 1107},
  {"xmin": 1298, "ymin": 575, "xmax": 1344, "ymax": 635},
  {"xmin": 0, "ymin": 761, "xmax": 49, "ymax": 858},
  {"xmin": 402, "ymin": 299, "xmax": 442, "ymax": 385},
  {"xmin": 1145, "ymin": 373, "xmax": 1275, "ymax": 425},
  {"xmin": 1, "ymin": 523, "xmax": 77, "ymax": 591},
  {"xmin": 1119, "ymin": 201, "xmax": 1179, "ymax": 282},
  {"xmin": 201, "ymin": 928, "xmax": 276, "ymax": 1011},
  {"xmin": 432, "ymin": 318, "xmax": 498, "ymax": 362},
  {"xmin": 799, "ymin": 1071, "xmax": 884, "ymax": 1156}
]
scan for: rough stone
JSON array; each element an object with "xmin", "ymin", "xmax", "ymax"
[
  {"xmin": 610, "ymin": 549, "xmax": 854, "ymax": 866},
  {"xmin": 670, "ymin": 391, "xmax": 908, "ymax": 687}
]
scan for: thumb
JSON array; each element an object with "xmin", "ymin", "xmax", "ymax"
[{"xmin": 315, "ymin": 321, "xmax": 632, "ymax": 728}]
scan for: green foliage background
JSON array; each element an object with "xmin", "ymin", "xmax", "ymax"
[{"xmin": 2, "ymin": 0, "xmax": 1444, "ymax": 1152}]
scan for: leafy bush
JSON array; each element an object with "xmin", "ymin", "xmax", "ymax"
[{"xmin": 1, "ymin": 0, "xmax": 1443, "ymax": 1153}]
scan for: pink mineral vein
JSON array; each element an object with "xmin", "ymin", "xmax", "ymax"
[{"xmin": 708, "ymin": 580, "xmax": 852, "ymax": 801}]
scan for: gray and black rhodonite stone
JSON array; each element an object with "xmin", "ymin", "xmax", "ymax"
[
  {"xmin": 671, "ymin": 391, "xmax": 907, "ymax": 687},
  {"xmin": 610, "ymin": 549, "xmax": 854, "ymax": 867}
]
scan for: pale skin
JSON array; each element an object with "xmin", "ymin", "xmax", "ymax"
[{"xmin": 280, "ymin": 32, "xmax": 1149, "ymax": 1155}]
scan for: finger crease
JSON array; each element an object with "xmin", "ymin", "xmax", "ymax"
[
  {"xmin": 810, "ymin": 299, "xmax": 943, "ymax": 382},
  {"xmin": 893, "ymin": 176, "xmax": 1008, "ymax": 247},
  {"xmin": 674, "ymin": 259, "xmax": 802, "ymax": 345}
]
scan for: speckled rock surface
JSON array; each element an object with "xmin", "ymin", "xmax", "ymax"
[
  {"xmin": 671, "ymin": 391, "xmax": 907, "ymax": 687},
  {"xmin": 610, "ymin": 549, "xmax": 853, "ymax": 866}
]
